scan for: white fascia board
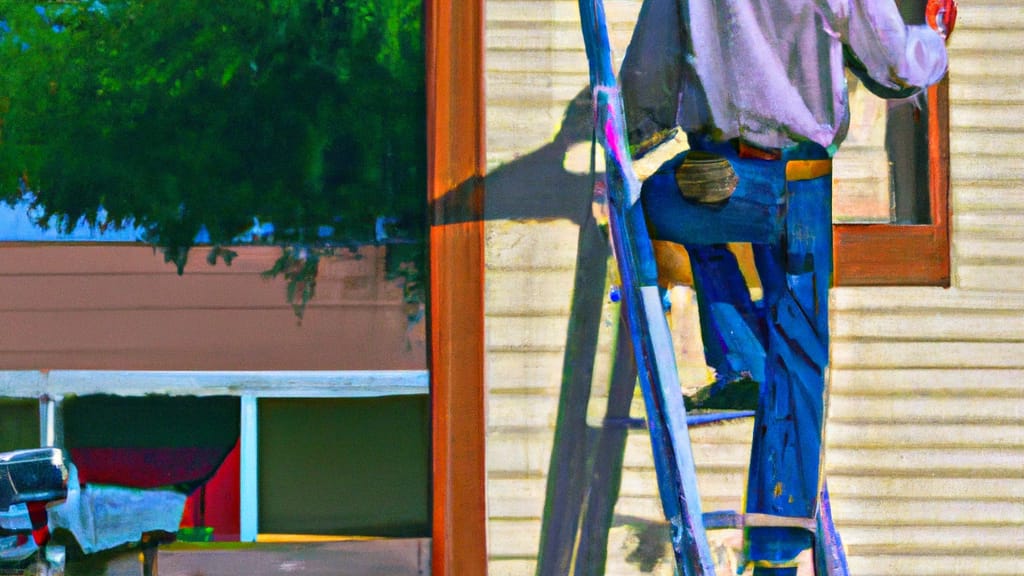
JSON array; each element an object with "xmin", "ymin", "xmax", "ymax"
[{"xmin": 0, "ymin": 370, "xmax": 429, "ymax": 398}]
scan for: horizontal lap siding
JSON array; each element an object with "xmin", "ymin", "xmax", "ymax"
[
  {"xmin": 0, "ymin": 245, "xmax": 425, "ymax": 370},
  {"xmin": 828, "ymin": 291, "xmax": 1024, "ymax": 575},
  {"xmin": 948, "ymin": 3, "xmax": 1024, "ymax": 294},
  {"xmin": 486, "ymin": 3, "xmax": 745, "ymax": 573},
  {"xmin": 485, "ymin": 0, "xmax": 1023, "ymax": 574},
  {"xmin": 486, "ymin": 0, "xmax": 641, "ymax": 170},
  {"xmin": 823, "ymin": 6, "xmax": 1024, "ymax": 573},
  {"xmin": 485, "ymin": 220, "xmax": 619, "ymax": 573},
  {"xmin": 486, "ymin": 3, "xmax": 651, "ymax": 573}
]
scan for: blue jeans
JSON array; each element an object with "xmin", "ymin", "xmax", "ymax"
[{"xmin": 642, "ymin": 135, "xmax": 832, "ymax": 573}]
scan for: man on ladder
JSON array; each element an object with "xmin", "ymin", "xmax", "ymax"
[{"xmin": 614, "ymin": 0, "xmax": 955, "ymax": 573}]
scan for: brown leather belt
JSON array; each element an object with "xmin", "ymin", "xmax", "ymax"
[
  {"xmin": 736, "ymin": 139, "xmax": 782, "ymax": 161},
  {"xmin": 732, "ymin": 139, "xmax": 832, "ymax": 181}
]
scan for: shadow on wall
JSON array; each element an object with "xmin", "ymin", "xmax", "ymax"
[
  {"xmin": 485, "ymin": 88, "xmax": 597, "ymax": 224},
  {"xmin": 473, "ymin": 88, "xmax": 684, "ymax": 573},
  {"xmin": 435, "ymin": 88, "xmax": 597, "ymax": 226}
]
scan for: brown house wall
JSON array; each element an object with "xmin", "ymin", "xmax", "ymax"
[{"xmin": 0, "ymin": 244, "xmax": 425, "ymax": 371}]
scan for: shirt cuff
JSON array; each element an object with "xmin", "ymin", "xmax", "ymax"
[{"xmin": 899, "ymin": 24, "xmax": 949, "ymax": 89}]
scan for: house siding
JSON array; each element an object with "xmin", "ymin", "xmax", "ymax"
[
  {"xmin": 823, "ymin": 4, "xmax": 1024, "ymax": 572},
  {"xmin": 485, "ymin": 1, "xmax": 1024, "ymax": 574}
]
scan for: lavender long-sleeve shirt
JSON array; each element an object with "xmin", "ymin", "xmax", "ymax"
[{"xmin": 620, "ymin": 0, "xmax": 949, "ymax": 151}]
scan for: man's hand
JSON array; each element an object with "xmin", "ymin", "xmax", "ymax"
[{"xmin": 926, "ymin": 0, "xmax": 958, "ymax": 42}]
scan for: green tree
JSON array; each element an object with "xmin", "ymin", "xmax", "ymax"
[{"xmin": 0, "ymin": 0, "xmax": 425, "ymax": 317}]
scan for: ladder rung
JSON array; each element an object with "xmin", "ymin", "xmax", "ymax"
[
  {"xmin": 687, "ymin": 410, "xmax": 755, "ymax": 427},
  {"xmin": 602, "ymin": 410, "xmax": 755, "ymax": 431},
  {"xmin": 703, "ymin": 511, "xmax": 817, "ymax": 532},
  {"xmin": 602, "ymin": 417, "xmax": 647, "ymax": 430}
]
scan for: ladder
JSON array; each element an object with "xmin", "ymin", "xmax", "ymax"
[{"xmin": 568, "ymin": 1, "xmax": 851, "ymax": 574}]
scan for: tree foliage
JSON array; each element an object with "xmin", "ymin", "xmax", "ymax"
[{"xmin": 0, "ymin": 0, "xmax": 425, "ymax": 317}]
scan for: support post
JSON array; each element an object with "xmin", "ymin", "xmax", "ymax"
[
  {"xmin": 38, "ymin": 395, "xmax": 63, "ymax": 449},
  {"xmin": 427, "ymin": 0, "xmax": 487, "ymax": 574},
  {"xmin": 239, "ymin": 395, "xmax": 259, "ymax": 542}
]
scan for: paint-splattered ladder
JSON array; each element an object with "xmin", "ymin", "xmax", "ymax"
[{"xmin": 576, "ymin": 1, "xmax": 850, "ymax": 574}]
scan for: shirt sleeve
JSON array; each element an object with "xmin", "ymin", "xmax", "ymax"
[
  {"xmin": 839, "ymin": 0, "xmax": 948, "ymax": 95},
  {"xmin": 619, "ymin": 0, "xmax": 686, "ymax": 147}
]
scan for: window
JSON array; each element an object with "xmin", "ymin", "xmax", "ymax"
[
  {"xmin": 0, "ymin": 372, "xmax": 429, "ymax": 541},
  {"xmin": 832, "ymin": 0, "xmax": 951, "ymax": 286},
  {"xmin": 832, "ymin": 79, "xmax": 950, "ymax": 286},
  {"xmin": 629, "ymin": 1, "xmax": 951, "ymax": 289}
]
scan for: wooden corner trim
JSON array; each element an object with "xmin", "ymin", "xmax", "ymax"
[{"xmin": 427, "ymin": 1, "xmax": 488, "ymax": 575}]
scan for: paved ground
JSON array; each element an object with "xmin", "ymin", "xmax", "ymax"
[{"xmin": 64, "ymin": 539, "xmax": 430, "ymax": 576}]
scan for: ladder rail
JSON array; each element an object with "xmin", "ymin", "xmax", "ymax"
[
  {"xmin": 578, "ymin": 1, "xmax": 715, "ymax": 574},
  {"xmin": 577, "ymin": 3, "xmax": 854, "ymax": 574}
]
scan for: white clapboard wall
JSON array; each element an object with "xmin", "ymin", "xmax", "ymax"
[
  {"xmin": 825, "ymin": 3, "xmax": 1024, "ymax": 574},
  {"xmin": 484, "ymin": 1, "xmax": 1023, "ymax": 575}
]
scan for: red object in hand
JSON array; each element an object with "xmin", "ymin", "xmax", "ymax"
[{"xmin": 926, "ymin": 0, "xmax": 958, "ymax": 42}]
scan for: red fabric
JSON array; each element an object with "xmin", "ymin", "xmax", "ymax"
[
  {"xmin": 31, "ymin": 526, "xmax": 49, "ymax": 546},
  {"xmin": 26, "ymin": 502, "xmax": 49, "ymax": 545},
  {"xmin": 70, "ymin": 447, "xmax": 229, "ymax": 489},
  {"xmin": 181, "ymin": 441, "xmax": 240, "ymax": 539}
]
